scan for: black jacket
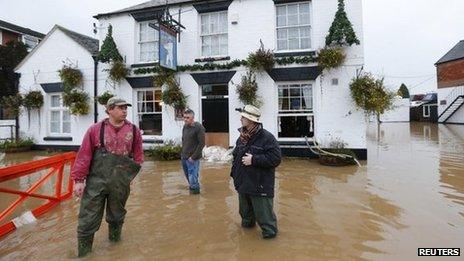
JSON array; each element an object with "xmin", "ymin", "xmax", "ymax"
[{"xmin": 230, "ymin": 128, "xmax": 282, "ymax": 197}]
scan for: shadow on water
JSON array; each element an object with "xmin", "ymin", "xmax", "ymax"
[{"xmin": 1, "ymin": 122, "xmax": 464, "ymax": 260}]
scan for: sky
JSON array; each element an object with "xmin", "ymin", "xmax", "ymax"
[{"xmin": 1, "ymin": 0, "xmax": 463, "ymax": 94}]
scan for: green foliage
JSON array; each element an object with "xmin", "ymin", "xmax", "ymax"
[
  {"xmin": 58, "ymin": 66, "xmax": 83, "ymax": 90},
  {"xmin": 349, "ymin": 73, "xmax": 396, "ymax": 121},
  {"xmin": 325, "ymin": 0, "xmax": 360, "ymax": 46},
  {"xmin": 63, "ymin": 90, "xmax": 90, "ymax": 115},
  {"xmin": 235, "ymin": 71, "xmax": 262, "ymax": 107},
  {"xmin": 153, "ymin": 67, "xmax": 176, "ymax": 87},
  {"xmin": 98, "ymin": 25, "xmax": 123, "ymax": 63},
  {"xmin": 0, "ymin": 41, "xmax": 28, "ymax": 99},
  {"xmin": 397, "ymin": 83, "xmax": 410, "ymax": 98},
  {"xmin": 97, "ymin": 91, "xmax": 115, "ymax": 105},
  {"xmin": 0, "ymin": 138, "xmax": 34, "ymax": 151},
  {"xmin": 1, "ymin": 93, "xmax": 23, "ymax": 116},
  {"xmin": 317, "ymin": 46, "xmax": 346, "ymax": 70},
  {"xmin": 108, "ymin": 60, "xmax": 129, "ymax": 83},
  {"xmin": 23, "ymin": 90, "xmax": 44, "ymax": 109},
  {"xmin": 161, "ymin": 77, "xmax": 187, "ymax": 109},
  {"xmin": 246, "ymin": 42, "xmax": 275, "ymax": 72},
  {"xmin": 147, "ymin": 141, "xmax": 182, "ymax": 160}
]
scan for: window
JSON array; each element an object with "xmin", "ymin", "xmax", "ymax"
[
  {"xmin": 200, "ymin": 11, "xmax": 228, "ymax": 57},
  {"xmin": 138, "ymin": 21, "xmax": 159, "ymax": 63},
  {"xmin": 277, "ymin": 83, "xmax": 314, "ymax": 138},
  {"xmin": 49, "ymin": 94, "xmax": 71, "ymax": 135},
  {"xmin": 137, "ymin": 89, "xmax": 162, "ymax": 135},
  {"xmin": 423, "ymin": 105, "xmax": 430, "ymax": 118},
  {"xmin": 276, "ymin": 2, "xmax": 311, "ymax": 51},
  {"xmin": 23, "ymin": 35, "xmax": 39, "ymax": 50}
]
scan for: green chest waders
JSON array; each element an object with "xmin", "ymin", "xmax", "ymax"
[{"xmin": 77, "ymin": 121, "xmax": 141, "ymax": 257}]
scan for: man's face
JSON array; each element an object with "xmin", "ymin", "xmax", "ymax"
[
  {"xmin": 240, "ymin": 116, "xmax": 253, "ymax": 128},
  {"xmin": 108, "ymin": 105, "xmax": 128, "ymax": 122},
  {"xmin": 183, "ymin": 113, "xmax": 194, "ymax": 125}
]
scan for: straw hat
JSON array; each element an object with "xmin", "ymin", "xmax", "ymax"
[{"xmin": 237, "ymin": 105, "xmax": 261, "ymax": 123}]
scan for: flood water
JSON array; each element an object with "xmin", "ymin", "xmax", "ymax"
[{"xmin": 0, "ymin": 122, "xmax": 463, "ymax": 260}]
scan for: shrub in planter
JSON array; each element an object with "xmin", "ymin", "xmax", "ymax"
[
  {"xmin": 108, "ymin": 60, "xmax": 130, "ymax": 84},
  {"xmin": 1, "ymin": 93, "xmax": 23, "ymax": 116},
  {"xmin": 246, "ymin": 41, "xmax": 275, "ymax": 72},
  {"xmin": 235, "ymin": 71, "xmax": 262, "ymax": 107},
  {"xmin": 317, "ymin": 46, "xmax": 346, "ymax": 71},
  {"xmin": 97, "ymin": 91, "xmax": 115, "ymax": 105},
  {"xmin": 147, "ymin": 141, "xmax": 182, "ymax": 161},
  {"xmin": 63, "ymin": 90, "xmax": 90, "ymax": 115},
  {"xmin": 0, "ymin": 138, "xmax": 34, "ymax": 153},
  {"xmin": 59, "ymin": 66, "xmax": 83, "ymax": 90}
]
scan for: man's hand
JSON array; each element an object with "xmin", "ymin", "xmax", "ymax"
[
  {"xmin": 188, "ymin": 157, "xmax": 195, "ymax": 163},
  {"xmin": 242, "ymin": 153, "xmax": 253, "ymax": 166},
  {"xmin": 74, "ymin": 181, "xmax": 86, "ymax": 198}
]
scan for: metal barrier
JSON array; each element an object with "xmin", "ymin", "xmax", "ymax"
[{"xmin": 0, "ymin": 152, "xmax": 76, "ymax": 238}]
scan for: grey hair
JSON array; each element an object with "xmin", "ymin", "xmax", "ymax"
[{"xmin": 183, "ymin": 109, "xmax": 195, "ymax": 116}]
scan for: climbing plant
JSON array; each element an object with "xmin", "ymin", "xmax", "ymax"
[{"xmin": 325, "ymin": 0, "xmax": 360, "ymax": 47}]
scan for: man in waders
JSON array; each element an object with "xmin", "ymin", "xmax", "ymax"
[
  {"xmin": 230, "ymin": 105, "xmax": 281, "ymax": 239},
  {"xmin": 71, "ymin": 97, "xmax": 143, "ymax": 257},
  {"xmin": 181, "ymin": 109, "xmax": 205, "ymax": 194}
]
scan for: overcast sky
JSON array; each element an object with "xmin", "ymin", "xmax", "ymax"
[{"xmin": 1, "ymin": 0, "xmax": 463, "ymax": 94}]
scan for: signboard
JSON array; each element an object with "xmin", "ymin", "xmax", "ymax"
[{"xmin": 159, "ymin": 24, "xmax": 177, "ymax": 70}]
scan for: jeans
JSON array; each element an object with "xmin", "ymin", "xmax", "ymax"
[{"xmin": 181, "ymin": 158, "xmax": 200, "ymax": 190}]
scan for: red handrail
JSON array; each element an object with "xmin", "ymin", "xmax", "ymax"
[{"xmin": 0, "ymin": 152, "xmax": 76, "ymax": 238}]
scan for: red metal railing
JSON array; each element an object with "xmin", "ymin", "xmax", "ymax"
[{"xmin": 0, "ymin": 152, "xmax": 76, "ymax": 238}]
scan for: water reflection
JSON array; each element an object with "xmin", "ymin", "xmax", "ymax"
[{"xmin": 1, "ymin": 123, "xmax": 463, "ymax": 260}]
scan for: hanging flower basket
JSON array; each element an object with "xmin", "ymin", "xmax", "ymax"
[
  {"xmin": 59, "ymin": 66, "xmax": 83, "ymax": 90},
  {"xmin": 246, "ymin": 41, "xmax": 275, "ymax": 72},
  {"xmin": 161, "ymin": 79, "xmax": 187, "ymax": 109},
  {"xmin": 63, "ymin": 90, "xmax": 90, "ymax": 116},
  {"xmin": 108, "ymin": 60, "xmax": 130, "ymax": 84},
  {"xmin": 0, "ymin": 94, "xmax": 23, "ymax": 117},
  {"xmin": 317, "ymin": 46, "xmax": 346, "ymax": 71},
  {"xmin": 23, "ymin": 90, "xmax": 44, "ymax": 110},
  {"xmin": 97, "ymin": 91, "xmax": 115, "ymax": 105},
  {"xmin": 235, "ymin": 71, "xmax": 262, "ymax": 107}
]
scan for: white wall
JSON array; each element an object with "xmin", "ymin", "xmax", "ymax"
[
  {"xmin": 437, "ymin": 86, "xmax": 464, "ymax": 124},
  {"xmin": 0, "ymin": 120, "xmax": 15, "ymax": 140},
  {"xmin": 16, "ymin": 28, "xmax": 97, "ymax": 146},
  {"xmin": 380, "ymin": 97, "xmax": 410, "ymax": 122}
]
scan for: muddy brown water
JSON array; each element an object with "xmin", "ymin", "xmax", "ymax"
[{"xmin": 0, "ymin": 122, "xmax": 463, "ymax": 260}]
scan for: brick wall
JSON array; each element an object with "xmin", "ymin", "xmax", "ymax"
[
  {"xmin": 437, "ymin": 59, "xmax": 464, "ymax": 88},
  {"xmin": 1, "ymin": 30, "xmax": 20, "ymax": 44}
]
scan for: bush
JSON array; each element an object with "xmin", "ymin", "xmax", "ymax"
[
  {"xmin": 0, "ymin": 138, "xmax": 34, "ymax": 152},
  {"xmin": 0, "ymin": 94, "xmax": 23, "ymax": 116},
  {"xmin": 147, "ymin": 142, "xmax": 182, "ymax": 161},
  {"xmin": 317, "ymin": 46, "xmax": 346, "ymax": 71}
]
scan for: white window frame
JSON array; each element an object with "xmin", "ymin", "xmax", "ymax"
[
  {"xmin": 49, "ymin": 93, "xmax": 71, "ymax": 136},
  {"xmin": 199, "ymin": 11, "xmax": 228, "ymax": 58},
  {"xmin": 276, "ymin": 82, "xmax": 314, "ymax": 141},
  {"xmin": 275, "ymin": 1, "xmax": 312, "ymax": 52},
  {"xmin": 135, "ymin": 88, "xmax": 163, "ymax": 137},
  {"xmin": 137, "ymin": 21, "xmax": 159, "ymax": 63},
  {"xmin": 423, "ymin": 105, "xmax": 430, "ymax": 118}
]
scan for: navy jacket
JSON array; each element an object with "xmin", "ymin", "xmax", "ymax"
[{"xmin": 230, "ymin": 128, "xmax": 282, "ymax": 197}]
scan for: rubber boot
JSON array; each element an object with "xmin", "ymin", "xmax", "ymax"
[
  {"xmin": 77, "ymin": 235, "xmax": 94, "ymax": 257},
  {"xmin": 108, "ymin": 224, "xmax": 123, "ymax": 242}
]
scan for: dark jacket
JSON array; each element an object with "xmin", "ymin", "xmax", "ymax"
[
  {"xmin": 181, "ymin": 122, "xmax": 206, "ymax": 160},
  {"xmin": 230, "ymin": 127, "xmax": 282, "ymax": 197}
]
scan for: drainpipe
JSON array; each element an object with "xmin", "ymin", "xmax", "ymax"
[{"xmin": 93, "ymin": 56, "xmax": 98, "ymax": 123}]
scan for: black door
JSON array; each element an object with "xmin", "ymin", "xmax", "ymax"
[{"xmin": 202, "ymin": 98, "xmax": 229, "ymax": 132}]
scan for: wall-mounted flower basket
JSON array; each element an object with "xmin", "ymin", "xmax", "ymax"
[
  {"xmin": 0, "ymin": 94, "xmax": 23, "ymax": 117},
  {"xmin": 59, "ymin": 65, "xmax": 83, "ymax": 90},
  {"xmin": 246, "ymin": 41, "xmax": 275, "ymax": 72},
  {"xmin": 317, "ymin": 46, "xmax": 346, "ymax": 71},
  {"xmin": 97, "ymin": 91, "xmax": 115, "ymax": 105},
  {"xmin": 235, "ymin": 71, "xmax": 262, "ymax": 107},
  {"xmin": 63, "ymin": 90, "xmax": 90, "ymax": 116}
]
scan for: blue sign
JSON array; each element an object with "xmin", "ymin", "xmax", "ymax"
[{"xmin": 159, "ymin": 24, "xmax": 177, "ymax": 70}]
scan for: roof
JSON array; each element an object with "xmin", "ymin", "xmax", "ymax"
[
  {"xmin": 55, "ymin": 25, "xmax": 99, "ymax": 55},
  {"xmin": 15, "ymin": 25, "xmax": 99, "ymax": 71},
  {"xmin": 0, "ymin": 19, "xmax": 45, "ymax": 38},
  {"xmin": 94, "ymin": 0, "xmax": 201, "ymax": 18},
  {"xmin": 436, "ymin": 40, "xmax": 464, "ymax": 65}
]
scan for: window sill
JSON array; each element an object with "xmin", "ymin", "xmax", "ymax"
[
  {"xmin": 274, "ymin": 51, "xmax": 316, "ymax": 57},
  {"xmin": 43, "ymin": 136, "xmax": 73, "ymax": 141},
  {"xmin": 131, "ymin": 62, "xmax": 159, "ymax": 68},
  {"xmin": 195, "ymin": 56, "xmax": 230, "ymax": 63},
  {"xmin": 142, "ymin": 139, "xmax": 164, "ymax": 144}
]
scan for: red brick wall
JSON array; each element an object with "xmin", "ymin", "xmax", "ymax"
[{"xmin": 437, "ymin": 59, "xmax": 464, "ymax": 88}]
